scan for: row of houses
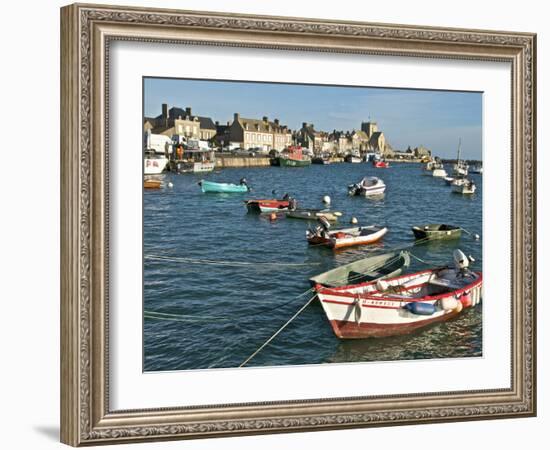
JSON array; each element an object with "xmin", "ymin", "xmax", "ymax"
[{"xmin": 144, "ymin": 103, "xmax": 429, "ymax": 158}]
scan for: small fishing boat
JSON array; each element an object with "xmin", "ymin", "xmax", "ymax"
[
  {"xmin": 286, "ymin": 209, "xmax": 341, "ymax": 222},
  {"xmin": 345, "ymin": 154, "xmax": 362, "ymax": 164},
  {"xmin": 309, "ymin": 251, "xmax": 411, "ymax": 287},
  {"xmin": 444, "ymin": 177, "xmax": 466, "ymax": 187},
  {"xmin": 373, "ymin": 160, "xmax": 389, "ymax": 168},
  {"xmin": 306, "ymin": 224, "xmax": 388, "ymax": 249},
  {"xmin": 452, "ymin": 139, "xmax": 469, "ymax": 177},
  {"xmin": 144, "ymin": 179, "xmax": 162, "ymax": 189},
  {"xmin": 348, "ymin": 177, "xmax": 386, "ymax": 196},
  {"xmin": 315, "ymin": 250, "xmax": 482, "ymax": 339},
  {"xmin": 412, "ymin": 224, "xmax": 462, "ymax": 240},
  {"xmin": 312, "ymin": 155, "xmax": 331, "ymax": 165},
  {"xmin": 452, "ymin": 179, "xmax": 476, "ymax": 195},
  {"xmin": 244, "ymin": 197, "xmax": 291, "ymax": 213},
  {"xmin": 199, "ymin": 178, "xmax": 250, "ymax": 193},
  {"xmin": 443, "ymin": 176, "xmax": 455, "ymax": 185},
  {"xmin": 423, "ymin": 159, "xmax": 447, "ymax": 177},
  {"xmin": 278, "ymin": 146, "xmax": 312, "ymax": 167}
]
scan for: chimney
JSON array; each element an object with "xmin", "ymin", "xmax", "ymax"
[
  {"xmin": 162, "ymin": 103, "xmax": 169, "ymax": 126},
  {"xmin": 234, "ymin": 113, "xmax": 240, "ymax": 121},
  {"xmin": 262, "ymin": 116, "xmax": 268, "ymax": 122},
  {"xmin": 302, "ymin": 122, "xmax": 307, "ymax": 129},
  {"xmin": 274, "ymin": 118, "xmax": 280, "ymax": 126},
  {"xmin": 215, "ymin": 121, "xmax": 219, "ymax": 126},
  {"xmin": 185, "ymin": 107, "xmax": 192, "ymax": 116}
]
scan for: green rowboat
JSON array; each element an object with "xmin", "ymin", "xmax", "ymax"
[
  {"xmin": 286, "ymin": 209, "xmax": 341, "ymax": 222},
  {"xmin": 412, "ymin": 224, "xmax": 462, "ymax": 241},
  {"xmin": 309, "ymin": 251, "xmax": 411, "ymax": 287}
]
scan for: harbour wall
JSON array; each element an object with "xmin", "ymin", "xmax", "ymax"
[{"xmin": 215, "ymin": 155, "xmax": 271, "ymax": 168}]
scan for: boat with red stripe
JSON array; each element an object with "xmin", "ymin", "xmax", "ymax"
[{"xmin": 315, "ymin": 250, "xmax": 482, "ymax": 339}]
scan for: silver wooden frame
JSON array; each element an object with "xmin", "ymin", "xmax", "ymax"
[{"xmin": 60, "ymin": 3, "xmax": 536, "ymax": 446}]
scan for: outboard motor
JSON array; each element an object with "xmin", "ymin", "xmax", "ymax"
[
  {"xmin": 288, "ymin": 197, "xmax": 297, "ymax": 211},
  {"xmin": 239, "ymin": 177, "xmax": 247, "ymax": 186},
  {"xmin": 318, "ymin": 216, "xmax": 331, "ymax": 231},
  {"xmin": 348, "ymin": 183, "xmax": 359, "ymax": 196},
  {"xmin": 453, "ymin": 249, "xmax": 472, "ymax": 278}
]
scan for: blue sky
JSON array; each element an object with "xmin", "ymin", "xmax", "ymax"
[{"xmin": 144, "ymin": 78, "xmax": 482, "ymax": 160}]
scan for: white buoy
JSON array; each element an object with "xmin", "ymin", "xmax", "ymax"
[
  {"xmin": 350, "ymin": 217, "xmax": 358, "ymax": 225},
  {"xmin": 474, "ymin": 233, "xmax": 480, "ymax": 240},
  {"xmin": 168, "ymin": 182, "xmax": 174, "ymax": 188},
  {"xmin": 322, "ymin": 195, "xmax": 331, "ymax": 205}
]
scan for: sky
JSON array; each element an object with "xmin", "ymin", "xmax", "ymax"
[{"xmin": 144, "ymin": 77, "xmax": 482, "ymax": 160}]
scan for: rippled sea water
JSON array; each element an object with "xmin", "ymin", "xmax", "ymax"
[{"xmin": 143, "ymin": 162, "xmax": 483, "ymax": 371}]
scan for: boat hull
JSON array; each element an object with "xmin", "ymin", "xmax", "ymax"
[
  {"xmin": 412, "ymin": 225, "xmax": 462, "ymax": 240},
  {"xmin": 316, "ymin": 269, "xmax": 482, "ymax": 339},
  {"xmin": 245, "ymin": 199, "xmax": 290, "ymax": 213},
  {"xmin": 279, "ymin": 157, "xmax": 312, "ymax": 167},
  {"xmin": 144, "ymin": 157, "xmax": 168, "ymax": 174},
  {"xmin": 307, "ymin": 226, "xmax": 387, "ymax": 249},
  {"xmin": 287, "ymin": 210, "xmax": 340, "ymax": 221},
  {"xmin": 175, "ymin": 161, "xmax": 215, "ymax": 173},
  {"xmin": 200, "ymin": 180, "xmax": 249, "ymax": 193}
]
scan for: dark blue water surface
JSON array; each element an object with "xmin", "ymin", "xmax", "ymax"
[{"xmin": 143, "ymin": 162, "xmax": 483, "ymax": 371}]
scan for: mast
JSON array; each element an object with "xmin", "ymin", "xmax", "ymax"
[{"xmin": 457, "ymin": 138, "xmax": 462, "ymax": 163}]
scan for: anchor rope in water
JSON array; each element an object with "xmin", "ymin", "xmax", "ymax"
[
  {"xmin": 239, "ymin": 295, "xmax": 317, "ymax": 368},
  {"xmin": 145, "ymin": 254, "xmax": 321, "ymax": 268}
]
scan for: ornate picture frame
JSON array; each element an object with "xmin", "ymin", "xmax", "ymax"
[{"xmin": 60, "ymin": 3, "xmax": 536, "ymax": 446}]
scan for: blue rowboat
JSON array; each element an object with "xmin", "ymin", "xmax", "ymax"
[{"xmin": 199, "ymin": 179, "xmax": 250, "ymax": 193}]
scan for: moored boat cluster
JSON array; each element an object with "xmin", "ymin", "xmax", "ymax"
[{"xmin": 176, "ymin": 162, "xmax": 483, "ymax": 341}]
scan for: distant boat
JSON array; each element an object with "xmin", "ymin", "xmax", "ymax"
[
  {"xmin": 312, "ymin": 155, "xmax": 331, "ymax": 165},
  {"xmin": 172, "ymin": 147, "xmax": 216, "ymax": 173},
  {"xmin": 314, "ymin": 250, "xmax": 482, "ymax": 339},
  {"xmin": 423, "ymin": 159, "xmax": 447, "ymax": 177},
  {"xmin": 452, "ymin": 179, "xmax": 476, "ymax": 195},
  {"xmin": 452, "ymin": 138, "xmax": 469, "ymax": 177},
  {"xmin": 306, "ymin": 224, "xmax": 388, "ymax": 249},
  {"xmin": 144, "ymin": 179, "xmax": 162, "ymax": 189},
  {"xmin": 244, "ymin": 198, "xmax": 291, "ymax": 213},
  {"xmin": 345, "ymin": 154, "xmax": 362, "ymax": 163},
  {"xmin": 199, "ymin": 179, "xmax": 250, "ymax": 193},
  {"xmin": 278, "ymin": 146, "xmax": 312, "ymax": 167},
  {"xmin": 373, "ymin": 160, "xmax": 389, "ymax": 168},
  {"xmin": 348, "ymin": 177, "xmax": 386, "ymax": 196},
  {"xmin": 412, "ymin": 224, "xmax": 462, "ymax": 241},
  {"xmin": 309, "ymin": 250, "xmax": 411, "ymax": 287},
  {"xmin": 286, "ymin": 209, "xmax": 341, "ymax": 222}
]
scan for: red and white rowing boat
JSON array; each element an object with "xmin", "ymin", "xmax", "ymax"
[
  {"xmin": 244, "ymin": 199, "xmax": 291, "ymax": 213},
  {"xmin": 373, "ymin": 160, "xmax": 389, "ymax": 168},
  {"xmin": 306, "ymin": 225, "xmax": 387, "ymax": 249},
  {"xmin": 315, "ymin": 251, "xmax": 482, "ymax": 339}
]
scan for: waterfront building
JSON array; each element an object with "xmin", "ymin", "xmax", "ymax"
[
  {"xmin": 143, "ymin": 104, "xmax": 216, "ymax": 141},
  {"xmin": 227, "ymin": 113, "xmax": 292, "ymax": 152},
  {"xmin": 297, "ymin": 123, "xmax": 328, "ymax": 153}
]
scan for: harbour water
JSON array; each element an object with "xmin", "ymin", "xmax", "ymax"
[{"xmin": 144, "ymin": 162, "xmax": 483, "ymax": 371}]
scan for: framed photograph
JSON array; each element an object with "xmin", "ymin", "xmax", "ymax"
[{"xmin": 60, "ymin": 3, "xmax": 536, "ymax": 446}]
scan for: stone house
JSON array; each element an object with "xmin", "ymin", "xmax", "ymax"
[{"xmin": 227, "ymin": 113, "xmax": 292, "ymax": 151}]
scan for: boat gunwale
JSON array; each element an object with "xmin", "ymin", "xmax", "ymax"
[{"xmin": 316, "ymin": 270, "xmax": 482, "ymax": 303}]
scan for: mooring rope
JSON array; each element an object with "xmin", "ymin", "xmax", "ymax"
[
  {"xmin": 145, "ymin": 254, "xmax": 321, "ymax": 267},
  {"xmin": 239, "ymin": 295, "xmax": 317, "ymax": 368}
]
